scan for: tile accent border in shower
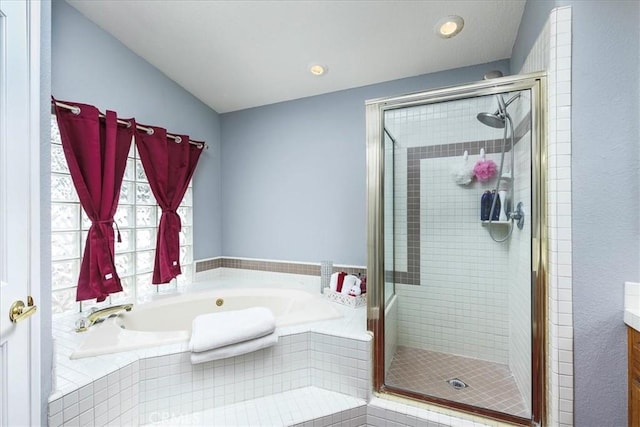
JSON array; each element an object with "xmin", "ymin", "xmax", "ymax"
[
  {"xmin": 386, "ymin": 113, "xmax": 532, "ymax": 285},
  {"xmin": 195, "ymin": 257, "xmax": 367, "ymax": 277}
]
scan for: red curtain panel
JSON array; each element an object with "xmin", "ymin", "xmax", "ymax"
[
  {"xmin": 135, "ymin": 126, "xmax": 203, "ymax": 284},
  {"xmin": 53, "ymin": 100, "xmax": 134, "ymax": 302}
]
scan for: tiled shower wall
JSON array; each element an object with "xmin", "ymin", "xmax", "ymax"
[
  {"xmin": 517, "ymin": 7, "xmax": 574, "ymax": 427},
  {"xmin": 399, "ymin": 152, "xmax": 509, "ymax": 363},
  {"xmin": 384, "ymin": 97, "xmax": 503, "ymax": 279},
  {"xmin": 384, "ymin": 96, "xmax": 532, "ymax": 365}
]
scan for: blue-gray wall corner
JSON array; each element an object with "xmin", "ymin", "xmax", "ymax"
[
  {"xmin": 51, "ymin": 0, "xmax": 224, "ymax": 261},
  {"xmin": 562, "ymin": 2, "xmax": 639, "ymax": 427},
  {"xmin": 513, "ymin": 1, "xmax": 640, "ymax": 426}
]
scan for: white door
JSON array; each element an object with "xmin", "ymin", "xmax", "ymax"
[{"xmin": 0, "ymin": 0, "xmax": 42, "ymax": 426}]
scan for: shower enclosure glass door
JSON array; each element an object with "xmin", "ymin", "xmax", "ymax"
[{"xmin": 366, "ymin": 74, "xmax": 545, "ymax": 425}]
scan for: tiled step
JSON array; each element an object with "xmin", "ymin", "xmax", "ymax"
[
  {"xmin": 142, "ymin": 386, "xmax": 367, "ymax": 426},
  {"xmin": 367, "ymin": 396, "xmax": 493, "ymax": 427}
]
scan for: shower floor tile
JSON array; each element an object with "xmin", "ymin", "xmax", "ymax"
[{"xmin": 386, "ymin": 346, "xmax": 530, "ymax": 419}]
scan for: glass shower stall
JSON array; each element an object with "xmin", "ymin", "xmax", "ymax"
[{"xmin": 366, "ymin": 73, "xmax": 546, "ymax": 425}]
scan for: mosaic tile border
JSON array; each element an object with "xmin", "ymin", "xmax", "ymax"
[
  {"xmin": 386, "ymin": 113, "xmax": 531, "ymax": 285},
  {"xmin": 195, "ymin": 257, "xmax": 366, "ymax": 277}
]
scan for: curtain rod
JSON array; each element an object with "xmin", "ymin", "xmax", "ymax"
[{"xmin": 51, "ymin": 101, "xmax": 208, "ymax": 150}]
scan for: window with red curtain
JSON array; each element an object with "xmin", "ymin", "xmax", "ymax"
[
  {"xmin": 53, "ymin": 100, "xmax": 134, "ymax": 302},
  {"xmin": 135, "ymin": 126, "xmax": 203, "ymax": 284},
  {"xmin": 50, "ymin": 114, "xmax": 196, "ymax": 314}
]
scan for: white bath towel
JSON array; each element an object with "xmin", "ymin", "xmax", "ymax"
[
  {"xmin": 189, "ymin": 307, "xmax": 276, "ymax": 353},
  {"xmin": 341, "ymin": 275, "xmax": 361, "ymax": 295},
  {"xmin": 190, "ymin": 331, "xmax": 278, "ymax": 364},
  {"xmin": 329, "ymin": 272, "xmax": 339, "ymax": 291}
]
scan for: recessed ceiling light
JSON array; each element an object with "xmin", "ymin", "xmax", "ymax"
[
  {"xmin": 436, "ymin": 15, "xmax": 464, "ymax": 39},
  {"xmin": 309, "ymin": 64, "xmax": 328, "ymax": 76}
]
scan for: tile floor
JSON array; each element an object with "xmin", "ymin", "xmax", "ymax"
[{"xmin": 385, "ymin": 346, "xmax": 530, "ymax": 419}]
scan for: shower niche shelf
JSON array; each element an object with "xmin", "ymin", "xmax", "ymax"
[{"xmin": 481, "ymin": 220, "xmax": 511, "ymax": 225}]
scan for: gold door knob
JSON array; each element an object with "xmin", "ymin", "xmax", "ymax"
[{"xmin": 9, "ymin": 296, "xmax": 37, "ymax": 323}]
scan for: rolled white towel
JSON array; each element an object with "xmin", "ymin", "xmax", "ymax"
[
  {"xmin": 329, "ymin": 271, "xmax": 349, "ymax": 292},
  {"xmin": 349, "ymin": 283, "xmax": 362, "ymax": 296},
  {"xmin": 341, "ymin": 275, "xmax": 361, "ymax": 295},
  {"xmin": 189, "ymin": 307, "xmax": 275, "ymax": 353},
  {"xmin": 329, "ymin": 271, "xmax": 346, "ymax": 292},
  {"xmin": 190, "ymin": 331, "xmax": 278, "ymax": 364},
  {"xmin": 329, "ymin": 272, "xmax": 339, "ymax": 291}
]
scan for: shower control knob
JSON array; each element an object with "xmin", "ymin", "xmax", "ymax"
[{"xmin": 509, "ymin": 202, "xmax": 526, "ymax": 230}]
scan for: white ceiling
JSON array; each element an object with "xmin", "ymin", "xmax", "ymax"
[{"xmin": 66, "ymin": 0, "xmax": 526, "ymax": 113}]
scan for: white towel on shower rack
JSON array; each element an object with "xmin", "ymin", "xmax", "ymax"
[
  {"xmin": 189, "ymin": 306, "xmax": 276, "ymax": 353},
  {"xmin": 190, "ymin": 331, "xmax": 279, "ymax": 364}
]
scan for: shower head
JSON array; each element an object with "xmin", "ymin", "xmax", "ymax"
[
  {"xmin": 477, "ymin": 93, "xmax": 520, "ymax": 128},
  {"xmin": 477, "ymin": 112, "xmax": 506, "ymax": 128}
]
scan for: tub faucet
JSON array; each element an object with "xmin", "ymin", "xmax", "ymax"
[{"xmin": 75, "ymin": 303, "xmax": 133, "ymax": 332}]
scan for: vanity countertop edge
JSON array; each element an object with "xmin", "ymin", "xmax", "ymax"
[{"xmin": 624, "ymin": 281, "xmax": 640, "ymax": 332}]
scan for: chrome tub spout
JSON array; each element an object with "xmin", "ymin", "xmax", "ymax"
[{"xmin": 75, "ymin": 303, "xmax": 133, "ymax": 332}]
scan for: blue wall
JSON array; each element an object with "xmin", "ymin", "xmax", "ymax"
[
  {"xmin": 510, "ymin": 1, "xmax": 556, "ymax": 73},
  {"xmin": 513, "ymin": 2, "xmax": 640, "ymax": 426},
  {"xmin": 561, "ymin": 2, "xmax": 639, "ymax": 426},
  {"xmin": 220, "ymin": 60, "xmax": 510, "ymax": 265},
  {"xmin": 52, "ymin": 0, "xmax": 222, "ymax": 260}
]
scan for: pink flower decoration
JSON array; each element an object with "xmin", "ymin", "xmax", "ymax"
[{"xmin": 473, "ymin": 159, "xmax": 497, "ymax": 182}]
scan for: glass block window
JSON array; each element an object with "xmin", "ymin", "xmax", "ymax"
[{"xmin": 51, "ymin": 116, "xmax": 194, "ymax": 314}]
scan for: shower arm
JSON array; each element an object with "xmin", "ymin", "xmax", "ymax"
[
  {"xmin": 502, "ymin": 93, "xmax": 521, "ymax": 111},
  {"xmin": 493, "ymin": 93, "xmax": 521, "ymax": 117},
  {"xmin": 504, "ymin": 93, "xmax": 520, "ymax": 109}
]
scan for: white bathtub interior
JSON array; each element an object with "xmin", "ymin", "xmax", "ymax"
[
  {"xmin": 71, "ymin": 286, "xmax": 342, "ymax": 359},
  {"xmin": 121, "ymin": 288, "xmax": 340, "ymax": 331},
  {"xmin": 52, "ymin": 268, "xmax": 369, "ymax": 394}
]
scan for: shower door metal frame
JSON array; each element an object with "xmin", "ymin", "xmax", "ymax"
[{"xmin": 365, "ymin": 72, "xmax": 547, "ymax": 426}]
